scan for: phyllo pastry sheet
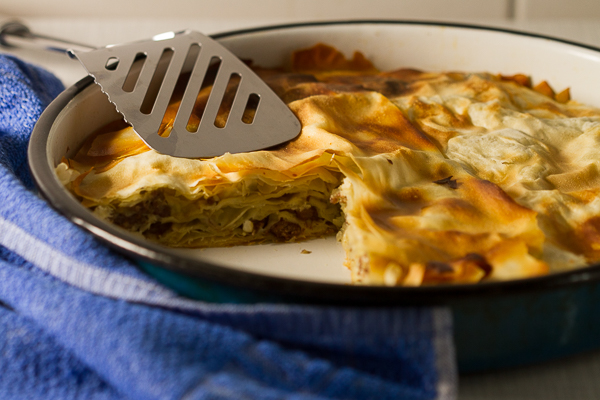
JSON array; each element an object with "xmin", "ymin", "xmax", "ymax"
[{"xmin": 56, "ymin": 44, "xmax": 600, "ymax": 286}]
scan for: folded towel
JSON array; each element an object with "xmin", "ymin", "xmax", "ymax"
[{"xmin": 0, "ymin": 54, "xmax": 457, "ymax": 400}]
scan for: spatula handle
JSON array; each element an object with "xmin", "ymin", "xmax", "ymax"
[{"xmin": 0, "ymin": 20, "xmax": 94, "ymax": 54}]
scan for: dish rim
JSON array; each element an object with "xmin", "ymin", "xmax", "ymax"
[{"xmin": 28, "ymin": 19, "xmax": 600, "ymax": 305}]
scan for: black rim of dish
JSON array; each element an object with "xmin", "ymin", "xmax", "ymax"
[{"xmin": 28, "ymin": 20, "xmax": 600, "ymax": 305}]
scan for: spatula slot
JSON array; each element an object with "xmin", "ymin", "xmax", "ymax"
[
  {"xmin": 186, "ymin": 56, "xmax": 222, "ymax": 133},
  {"xmin": 242, "ymin": 93, "xmax": 260, "ymax": 125},
  {"xmin": 140, "ymin": 48, "xmax": 174, "ymax": 115},
  {"xmin": 214, "ymin": 73, "xmax": 241, "ymax": 128},
  {"xmin": 105, "ymin": 57, "xmax": 120, "ymax": 71},
  {"xmin": 122, "ymin": 53, "xmax": 147, "ymax": 92},
  {"xmin": 156, "ymin": 43, "xmax": 201, "ymax": 138}
]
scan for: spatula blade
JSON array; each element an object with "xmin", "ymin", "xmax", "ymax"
[{"xmin": 70, "ymin": 30, "xmax": 301, "ymax": 158}]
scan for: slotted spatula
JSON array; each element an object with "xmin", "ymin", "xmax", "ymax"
[{"xmin": 0, "ymin": 21, "xmax": 301, "ymax": 158}]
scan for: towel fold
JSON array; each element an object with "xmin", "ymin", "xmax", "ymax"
[{"xmin": 0, "ymin": 53, "xmax": 457, "ymax": 400}]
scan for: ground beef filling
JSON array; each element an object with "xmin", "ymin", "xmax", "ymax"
[
  {"xmin": 270, "ymin": 220, "xmax": 303, "ymax": 241},
  {"xmin": 110, "ymin": 191, "xmax": 337, "ymax": 244},
  {"xmin": 268, "ymin": 206, "xmax": 324, "ymax": 241},
  {"xmin": 111, "ymin": 190, "xmax": 171, "ymax": 231}
]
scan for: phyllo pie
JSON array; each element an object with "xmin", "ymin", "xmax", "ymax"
[{"xmin": 56, "ymin": 44, "xmax": 600, "ymax": 286}]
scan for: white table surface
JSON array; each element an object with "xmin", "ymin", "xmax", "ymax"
[{"xmin": 3, "ymin": 16, "xmax": 600, "ymax": 400}]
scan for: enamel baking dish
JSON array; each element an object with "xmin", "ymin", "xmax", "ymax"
[{"xmin": 28, "ymin": 21, "xmax": 600, "ymax": 372}]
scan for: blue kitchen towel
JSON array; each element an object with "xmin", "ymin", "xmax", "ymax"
[{"xmin": 0, "ymin": 53, "xmax": 457, "ymax": 400}]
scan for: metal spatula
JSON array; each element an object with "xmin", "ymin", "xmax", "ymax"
[{"xmin": 0, "ymin": 21, "xmax": 301, "ymax": 158}]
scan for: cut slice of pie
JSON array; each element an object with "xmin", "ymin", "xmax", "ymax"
[{"xmin": 56, "ymin": 43, "xmax": 600, "ymax": 286}]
